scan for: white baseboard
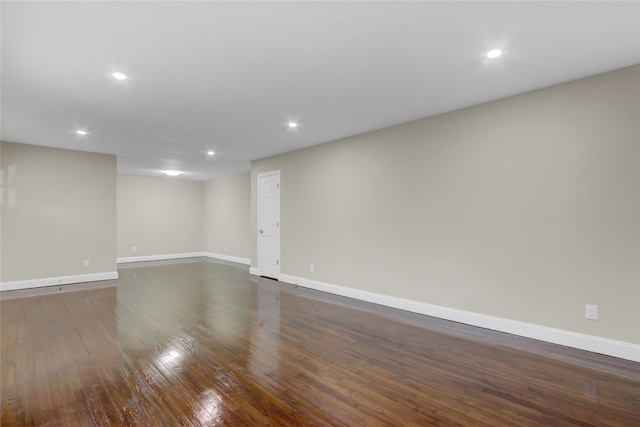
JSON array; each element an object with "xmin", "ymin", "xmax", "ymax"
[
  {"xmin": 117, "ymin": 252, "xmax": 203, "ymax": 264},
  {"xmin": 280, "ymin": 274, "xmax": 640, "ymax": 363},
  {"xmin": 249, "ymin": 267, "xmax": 259, "ymax": 276},
  {"xmin": 202, "ymin": 252, "xmax": 250, "ymax": 265},
  {"xmin": 118, "ymin": 252, "xmax": 252, "ymax": 266},
  {"xmin": 1, "ymin": 272, "xmax": 119, "ymax": 292}
]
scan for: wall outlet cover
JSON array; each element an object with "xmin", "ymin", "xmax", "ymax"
[{"xmin": 585, "ymin": 304, "xmax": 598, "ymax": 320}]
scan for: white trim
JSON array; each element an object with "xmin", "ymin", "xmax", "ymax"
[
  {"xmin": 280, "ymin": 274, "xmax": 640, "ymax": 363},
  {"xmin": 201, "ymin": 252, "xmax": 250, "ymax": 265},
  {"xmin": 118, "ymin": 252, "xmax": 252, "ymax": 266},
  {"xmin": 1, "ymin": 272, "xmax": 119, "ymax": 292},
  {"xmin": 117, "ymin": 252, "xmax": 203, "ymax": 264},
  {"xmin": 249, "ymin": 267, "xmax": 260, "ymax": 276}
]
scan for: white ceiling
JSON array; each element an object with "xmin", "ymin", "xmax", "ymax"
[{"xmin": 2, "ymin": 1, "xmax": 639, "ymax": 181}]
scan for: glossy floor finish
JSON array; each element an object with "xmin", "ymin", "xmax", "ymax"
[{"xmin": 1, "ymin": 259, "xmax": 639, "ymax": 426}]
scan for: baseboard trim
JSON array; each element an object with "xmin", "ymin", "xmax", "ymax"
[
  {"xmin": 280, "ymin": 274, "xmax": 640, "ymax": 363},
  {"xmin": 118, "ymin": 252, "xmax": 252, "ymax": 266},
  {"xmin": 1, "ymin": 272, "xmax": 119, "ymax": 292},
  {"xmin": 201, "ymin": 252, "xmax": 250, "ymax": 265},
  {"xmin": 117, "ymin": 252, "xmax": 203, "ymax": 264},
  {"xmin": 249, "ymin": 267, "xmax": 259, "ymax": 276}
]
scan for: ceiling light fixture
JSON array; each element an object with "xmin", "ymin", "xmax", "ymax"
[
  {"xmin": 486, "ymin": 49, "xmax": 502, "ymax": 59},
  {"xmin": 76, "ymin": 130, "xmax": 87, "ymax": 135},
  {"xmin": 288, "ymin": 122, "xmax": 298, "ymax": 128},
  {"xmin": 112, "ymin": 72, "xmax": 127, "ymax": 80},
  {"xmin": 164, "ymin": 170, "xmax": 182, "ymax": 176},
  {"xmin": 207, "ymin": 151, "xmax": 215, "ymax": 156}
]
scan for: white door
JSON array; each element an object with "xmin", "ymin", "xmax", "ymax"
[{"xmin": 257, "ymin": 171, "xmax": 280, "ymax": 279}]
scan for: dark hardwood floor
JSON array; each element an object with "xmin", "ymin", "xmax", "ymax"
[{"xmin": 1, "ymin": 258, "xmax": 639, "ymax": 426}]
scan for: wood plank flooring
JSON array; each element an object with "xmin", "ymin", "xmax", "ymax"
[{"xmin": 1, "ymin": 258, "xmax": 639, "ymax": 426}]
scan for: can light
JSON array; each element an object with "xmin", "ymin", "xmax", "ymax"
[
  {"xmin": 486, "ymin": 49, "xmax": 502, "ymax": 59},
  {"xmin": 164, "ymin": 170, "xmax": 182, "ymax": 176}
]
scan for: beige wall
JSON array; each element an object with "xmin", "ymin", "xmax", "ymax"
[
  {"xmin": 252, "ymin": 65, "xmax": 640, "ymax": 344},
  {"xmin": 203, "ymin": 173, "xmax": 250, "ymax": 259},
  {"xmin": 1, "ymin": 141, "xmax": 117, "ymax": 281},
  {"xmin": 117, "ymin": 174, "xmax": 203, "ymax": 258}
]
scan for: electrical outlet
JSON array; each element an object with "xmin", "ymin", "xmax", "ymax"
[
  {"xmin": 309, "ymin": 264, "xmax": 314, "ymax": 273},
  {"xmin": 585, "ymin": 304, "xmax": 598, "ymax": 320},
  {"xmin": 83, "ymin": 259, "xmax": 90, "ymax": 267},
  {"xmin": 132, "ymin": 246, "xmax": 137, "ymax": 252}
]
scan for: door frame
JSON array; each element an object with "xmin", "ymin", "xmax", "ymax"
[{"xmin": 257, "ymin": 170, "xmax": 281, "ymax": 279}]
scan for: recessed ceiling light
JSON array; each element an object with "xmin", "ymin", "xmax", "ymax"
[
  {"xmin": 288, "ymin": 122, "xmax": 298, "ymax": 128},
  {"xmin": 76, "ymin": 130, "xmax": 87, "ymax": 135},
  {"xmin": 486, "ymin": 49, "xmax": 502, "ymax": 59},
  {"xmin": 207, "ymin": 151, "xmax": 215, "ymax": 156},
  {"xmin": 112, "ymin": 72, "xmax": 127, "ymax": 80},
  {"xmin": 164, "ymin": 170, "xmax": 182, "ymax": 176}
]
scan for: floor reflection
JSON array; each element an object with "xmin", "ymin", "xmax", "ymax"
[
  {"xmin": 249, "ymin": 278, "xmax": 281, "ymax": 378},
  {"xmin": 195, "ymin": 390, "xmax": 219, "ymax": 424}
]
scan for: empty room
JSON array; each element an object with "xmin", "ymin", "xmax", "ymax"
[{"xmin": 1, "ymin": 1, "xmax": 639, "ymax": 426}]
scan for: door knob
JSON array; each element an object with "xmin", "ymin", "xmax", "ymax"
[{"xmin": 259, "ymin": 229, "xmax": 264, "ymax": 234}]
